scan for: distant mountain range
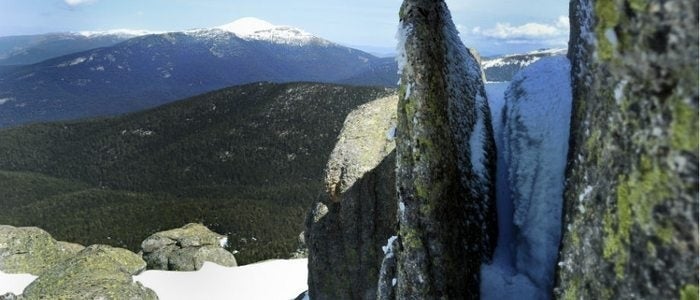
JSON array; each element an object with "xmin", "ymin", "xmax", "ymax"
[
  {"xmin": 0, "ymin": 18, "xmax": 397, "ymax": 127},
  {"xmin": 0, "ymin": 82, "xmax": 394, "ymax": 264},
  {"xmin": 481, "ymin": 48, "xmax": 567, "ymax": 82},
  {"xmin": 0, "ymin": 30, "xmax": 154, "ymax": 66},
  {"xmin": 0, "ymin": 18, "xmax": 565, "ymax": 128}
]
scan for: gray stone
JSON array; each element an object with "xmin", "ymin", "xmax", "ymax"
[
  {"xmin": 0, "ymin": 225, "xmax": 83, "ymax": 275},
  {"xmin": 390, "ymin": 0, "xmax": 498, "ymax": 298},
  {"xmin": 306, "ymin": 95, "xmax": 399, "ymax": 299},
  {"xmin": 22, "ymin": 245, "xmax": 157, "ymax": 300},
  {"xmin": 0, "ymin": 293, "xmax": 20, "ymax": 300},
  {"xmin": 556, "ymin": 0, "xmax": 699, "ymax": 298},
  {"xmin": 141, "ymin": 223, "xmax": 236, "ymax": 271}
]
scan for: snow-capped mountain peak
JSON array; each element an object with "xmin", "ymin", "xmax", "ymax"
[
  {"xmin": 216, "ymin": 17, "xmax": 275, "ymax": 36},
  {"xmin": 214, "ymin": 17, "xmax": 331, "ymax": 46}
]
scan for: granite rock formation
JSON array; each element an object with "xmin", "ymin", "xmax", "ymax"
[
  {"xmin": 141, "ymin": 223, "xmax": 237, "ymax": 271},
  {"xmin": 305, "ymin": 95, "xmax": 398, "ymax": 299},
  {"xmin": 556, "ymin": 0, "xmax": 699, "ymax": 298},
  {"xmin": 390, "ymin": 0, "xmax": 498, "ymax": 298}
]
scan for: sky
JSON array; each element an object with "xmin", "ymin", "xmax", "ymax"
[{"xmin": 0, "ymin": 0, "xmax": 569, "ymax": 56}]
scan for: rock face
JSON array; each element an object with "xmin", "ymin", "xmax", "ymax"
[
  {"xmin": 556, "ymin": 0, "xmax": 699, "ymax": 298},
  {"xmin": 0, "ymin": 225, "xmax": 84, "ymax": 275},
  {"xmin": 22, "ymin": 245, "xmax": 157, "ymax": 299},
  {"xmin": 141, "ymin": 223, "xmax": 237, "ymax": 271},
  {"xmin": 391, "ymin": 0, "xmax": 497, "ymax": 298},
  {"xmin": 305, "ymin": 95, "xmax": 398, "ymax": 299}
]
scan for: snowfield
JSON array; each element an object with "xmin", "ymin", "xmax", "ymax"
[{"xmin": 1, "ymin": 259, "xmax": 308, "ymax": 300}]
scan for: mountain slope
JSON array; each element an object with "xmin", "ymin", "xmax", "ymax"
[
  {"xmin": 0, "ymin": 20, "xmax": 396, "ymax": 128},
  {"xmin": 0, "ymin": 82, "xmax": 395, "ymax": 264},
  {"xmin": 0, "ymin": 31, "xmax": 152, "ymax": 66}
]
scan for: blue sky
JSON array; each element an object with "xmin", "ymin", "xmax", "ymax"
[{"xmin": 0, "ymin": 0, "xmax": 569, "ymax": 56}]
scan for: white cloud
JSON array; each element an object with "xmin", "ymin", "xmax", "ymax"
[
  {"xmin": 64, "ymin": 0, "xmax": 97, "ymax": 7},
  {"xmin": 472, "ymin": 16, "xmax": 569, "ymax": 40}
]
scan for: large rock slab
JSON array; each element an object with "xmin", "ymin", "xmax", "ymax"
[
  {"xmin": 22, "ymin": 244, "xmax": 157, "ymax": 299},
  {"xmin": 141, "ymin": 223, "xmax": 236, "ymax": 271},
  {"xmin": 0, "ymin": 225, "xmax": 84, "ymax": 275},
  {"xmin": 556, "ymin": 0, "xmax": 699, "ymax": 298},
  {"xmin": 306, "ymin": 95, "xmax": 398, "ymax": 299}
]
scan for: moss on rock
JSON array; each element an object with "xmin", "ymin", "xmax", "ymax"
[
  {"xmin": 22, "ymin": 245, "xmax": 157, "ymax": 300},
  {"xmin": 0, "ymin": 225, "xmax": 83, "ymax": 275}
]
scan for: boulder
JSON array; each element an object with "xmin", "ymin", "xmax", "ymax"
[
  {"xmin": 306, "ymin": 95, "xmax": 398, "ymax": 299},
  {"xmin": 141, "ymin": 223, "xmax": 236, "ymax": 271},
  {"xmin": 556, "ymin": 0, "xmax": 699, "ymax": 298},
  {"xmin": 22, "ymin": 244, "xmax": 157, "ymax": 299},
  {"xmin": 0, "ymin": 225, "xmax": 84, "ymax": 275}
]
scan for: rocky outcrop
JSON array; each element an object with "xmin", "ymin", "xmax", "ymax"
[
  {"xmin": 556, "ymin": 0, "xmax": 699, "ymax": 298},
  {"xmin": 22, "ymin": 245, "xmax": 157, "ymax": 299},
  {"xmin": 306, "ymin": 95, "xmax": 398, "ymax": 299},
  {"xmin": 0, "ymin": 225, "xmax": 84, "ymax": 275},
  {"xmin": 141, "ymin": 223, "xmax": 237, "ymax": 271},
  {"xmin": 390, "ymin": 0, "xmax": 498, "ymax": 298}
]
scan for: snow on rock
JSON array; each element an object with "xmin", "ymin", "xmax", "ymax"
[
  {"xmin": 497, "ymin": 55, "xmax": 571, "ymax": 299},
  {"xmin": 0, "ymin": 271, "xmax": 37, "ymax": 295},
  {"xmin": 135, "ymin": 259, "xmax": 308, "ymax": 300}
]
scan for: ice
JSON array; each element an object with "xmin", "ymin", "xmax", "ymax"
[{"xmin": 482, "ymin": 55, "xmax": 572, "ymax": 299}]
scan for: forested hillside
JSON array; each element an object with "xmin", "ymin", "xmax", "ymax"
[{"xmin": 0, "ymin": 82, "xmax": 394, "ymax": 264}]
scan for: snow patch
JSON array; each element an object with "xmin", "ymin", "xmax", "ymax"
[
  {"xmin": 382, "ymin": 236, "xmax": 398, "ymax": 255},
  {"xmin": 135, "ymin": 259, "xmax": 308, "ymax": 300},
  {"xmin": 77, "ymin": 29, "xmax": 161, "ymax": 38},
  {"xmin": 0, "ymin": 270, "xmax": 37, "ymax": 295},
  {"xmin": 0, "ymin": 97, "xmax": 15, "ymax": 105},
  {"xmin": 57, "ymin": 57, "xmax": 87, "ymax": 67}
]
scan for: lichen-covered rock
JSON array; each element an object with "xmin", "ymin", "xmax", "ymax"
[
  {"xmin": 391, "ymin": 0, "xmax": 498, "ymax": 298},
  {"xmin": 22, "ymin": 244, "xmax": 157, "ymax": 300},
  {"xmin": 141, "ymin": 223, "xmax": 236, "ymax": 271},
  {"xmin": 0, "ymin": 293, "xmax": 20, "ymax": 300},
  {"xmin": 305, "ymin": 95, "xmax": 398, "ymax": 299},
  {"xmin": 0, "ymin": 225, "xmax": 84, "ymax": 275},
  {"xmin": 556, "ymin": 0, "xmax": 699, "ymax": 298}
]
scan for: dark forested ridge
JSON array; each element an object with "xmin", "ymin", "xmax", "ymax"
[{"xmin": 0, "ymin": 82, "xmax": 395, "ymax": 264}]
